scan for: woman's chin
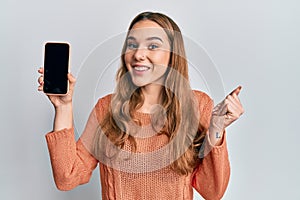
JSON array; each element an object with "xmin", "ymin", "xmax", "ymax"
[
  {"xmin": 132, "ymin": 80, "xmax": 148, "ymax": 88},
  {"xmin": 130, "ymin": 76, "xmax": 148, "ymax": 87}
]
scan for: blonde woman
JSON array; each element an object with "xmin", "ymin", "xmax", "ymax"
[{"xmin": 38, "ymin": 12, "xmax": 244, "ymax": 200}]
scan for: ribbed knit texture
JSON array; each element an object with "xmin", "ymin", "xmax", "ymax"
[{"xmin": 45, "ymin": 91, "xmax": 230, "ymax": 200}]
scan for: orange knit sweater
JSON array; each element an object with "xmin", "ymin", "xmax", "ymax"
[{"xmin": 45, "ymin": 91, "xmax": 230, "ymax": 200}]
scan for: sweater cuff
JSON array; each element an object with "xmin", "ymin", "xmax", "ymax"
[{"xmin": 45, "ymin": 127, "xmax": 74, "ymax": 143}]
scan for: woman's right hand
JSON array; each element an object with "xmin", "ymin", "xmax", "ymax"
[{"xmin": 37, "ymin": 67, "xmax": 76, "ymax": 108}]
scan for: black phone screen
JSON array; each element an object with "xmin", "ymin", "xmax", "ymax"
[{"xmin": 43, "ymin": 42, "xmax": 70, "ymax": 94}]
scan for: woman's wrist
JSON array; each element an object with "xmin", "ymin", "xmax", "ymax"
[
  {"xmin": 208, "ymin": 128, "xmax": 224, "ymax": 146},
  {"xmin": 54, "ymin": 102, "xmax": 73, "ymax": 112},
  {"xmin": 208, "ymin": 115, "xmax": 225, "ymax": 146},
  {"xmin": 53, "ymin": 103, "xmax": 73, "ymax": 132}
]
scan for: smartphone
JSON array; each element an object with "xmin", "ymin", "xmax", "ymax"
[{"xmin": 43, "ymin": 42, "xmax": 70, "ymax": 95}]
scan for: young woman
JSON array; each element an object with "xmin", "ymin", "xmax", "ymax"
[{"xmin": 38, "ymin": 12, "xmax": 244, "ymax": 200}]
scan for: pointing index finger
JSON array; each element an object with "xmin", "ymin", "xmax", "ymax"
[{"xmin": 229, "ymin": 85, "xmax": 242, "ymax": 96}]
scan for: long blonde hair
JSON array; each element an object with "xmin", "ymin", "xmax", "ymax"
[{"xmin": 93, "ymin": 12, "xmax": 207, "ymax": 175}]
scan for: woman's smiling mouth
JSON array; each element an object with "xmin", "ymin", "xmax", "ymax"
[{"xmin": 132, "ymin": 64, "xmax": 151, "ymax": 75}]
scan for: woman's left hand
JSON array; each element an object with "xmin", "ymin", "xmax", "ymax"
[{"xmin": 208, "ymin": 86, "xmax": 244, "ymax": 146}]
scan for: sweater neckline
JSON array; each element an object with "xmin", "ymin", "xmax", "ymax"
[{"xmin": 132, "ymin": 111, "xmax": 151, "ymax": 126}]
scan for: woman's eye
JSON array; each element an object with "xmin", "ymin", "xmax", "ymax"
[
  {"xmin": 148, "ymin": 44, "xmax": 159, "ymax": 50},
  {"xmin": 127, "ymin": 43, "xmax": 138, "ymax": 50}
]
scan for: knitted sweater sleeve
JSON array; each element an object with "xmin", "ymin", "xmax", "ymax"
[
  {"xmin": 45, "ymin": 95, "xmax": 111, "ymax": 191},
  {"xmin": 45, "ymin": 128, "xmax": 98, "ymax": 191},
  {"xmin": 192, "ymin": 91, "xmax": 230, "ymax": 200}
]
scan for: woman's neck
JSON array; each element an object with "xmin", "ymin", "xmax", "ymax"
[{"xmin": 139, "ymin": 84, "xmax": 164, "ymax": 113}]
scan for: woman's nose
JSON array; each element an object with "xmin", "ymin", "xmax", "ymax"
[{"xmin": 134, "ymin": 47, "xmax": 147, "ymax": 61}]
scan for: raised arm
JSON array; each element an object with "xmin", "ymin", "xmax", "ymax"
[
  {"xmin": 192, "ymin": 87, "xmax": 244, "ymax": 199},
  {"xmin": 38, "ymin": 68, "xmax": 100, "ymax": 190}
]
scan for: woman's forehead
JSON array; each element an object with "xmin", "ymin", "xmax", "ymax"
[{"xmin": 128, "ymin": 20, "xmax": 169, "ymax": 42}]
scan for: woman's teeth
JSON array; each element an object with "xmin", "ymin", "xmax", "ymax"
[{"xmin": 134, "ymin": 66, "xmax": 149, "ymax": 71}]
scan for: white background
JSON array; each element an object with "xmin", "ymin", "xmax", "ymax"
[{"xmin": 1, "ymin": 0, "xmax": 300, "ymax": 199}]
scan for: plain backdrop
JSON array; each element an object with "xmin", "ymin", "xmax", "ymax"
[{"xmin": 1, "ymin": 0, "xmax": 300, "ymax": 199}]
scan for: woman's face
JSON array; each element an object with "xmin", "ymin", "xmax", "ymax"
[{"xmin": 124, "ymin": 20, "xmax": 171, "ymax": 87}]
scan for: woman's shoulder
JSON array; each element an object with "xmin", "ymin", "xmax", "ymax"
[
  {"xmin": 96, "ymin": 93, "xmax": 113, "ymax": 104},
  {"xmin": 192, "ymin": 90, "xmax": 214, "ymax": 113},
  {"xmin": 192, "ymin": 90, "xmax": 213, "ymax": 105},
  {"xmin": 94, "ymin": 94, "xmax": 113, "ymax": 115}
]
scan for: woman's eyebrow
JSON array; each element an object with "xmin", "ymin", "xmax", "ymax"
[
  {"xmin": 146, "ymin": 37, "xmax": 163, "ymax": 43},
  {"xmin": 127, "ymin": 36, "xmax": 136, "ymax": 41},
  {"xmin": 126, "ymin": 36, "xmax": 163, "ymax": 43}
]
